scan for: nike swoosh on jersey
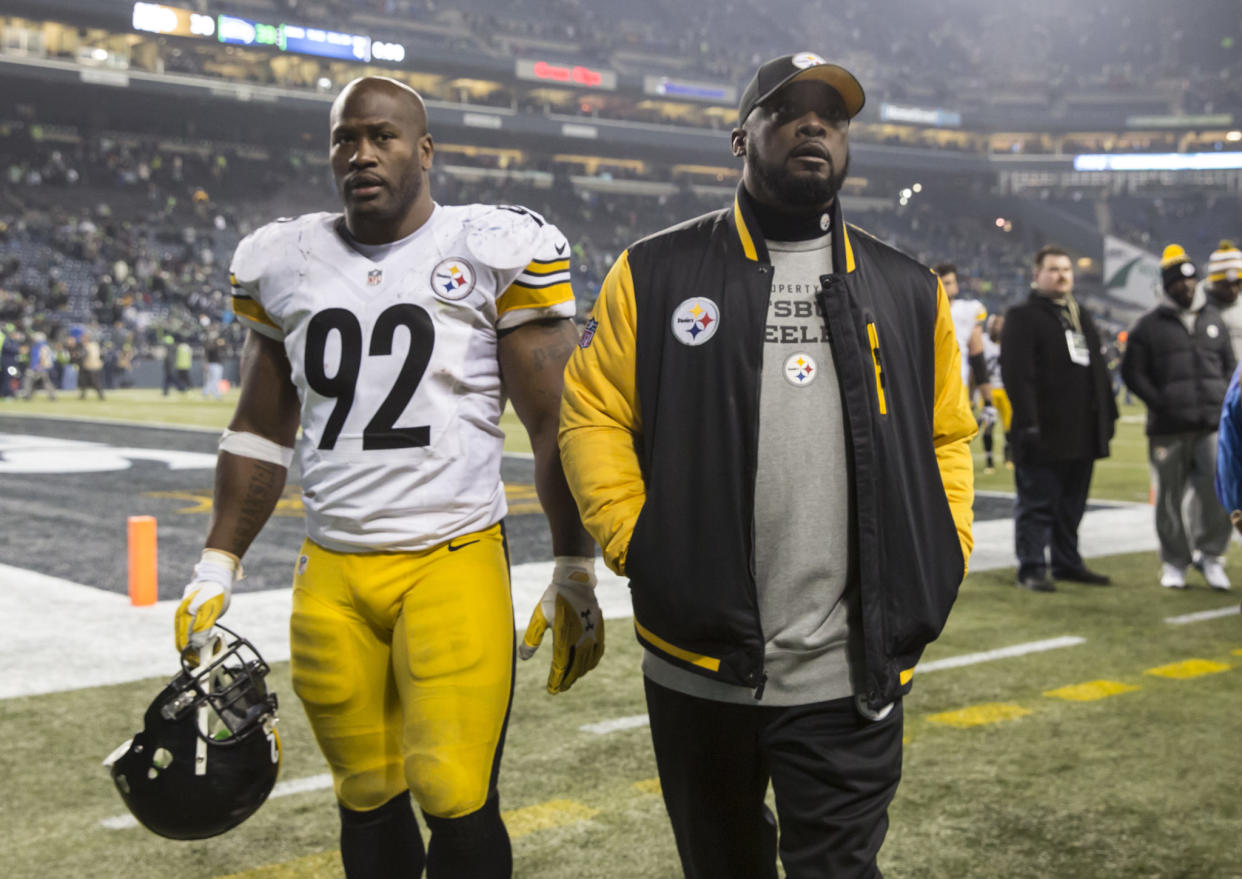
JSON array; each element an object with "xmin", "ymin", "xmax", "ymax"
[{"xmin": 447, "ymin": 539, "xmax": 481, "ymax": 552}]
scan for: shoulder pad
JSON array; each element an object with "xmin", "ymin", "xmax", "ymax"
[
  {"xmin": 465, "ymin": 205, "xmax": 547, "ymax": 271},
  {"xmin": 231, "ymin": 213, "xmax": 324, "ymax": 285}
]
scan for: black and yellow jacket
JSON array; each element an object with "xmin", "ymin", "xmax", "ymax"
[{"xmin": 559, "ymin": 188, "xmax": 976, "ymax": 709}]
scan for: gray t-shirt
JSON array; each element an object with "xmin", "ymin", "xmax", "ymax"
[{"xmin": 642, "ymin": 233, "xmax": 861, "ymax": 705}]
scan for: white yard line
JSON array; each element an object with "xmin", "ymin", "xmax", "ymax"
[
  {"xmin": 579, "ymin": 714, "xmax": 651, "ymax": 735},
  {"xmin": 916, "ymin": 636, "xmax": 1086, "ymax": 673},
  {"xmin": 1164, "ymin": 606, "xmax": 1241, "ymax": 625}
]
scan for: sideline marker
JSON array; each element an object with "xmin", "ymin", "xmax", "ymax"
[{"xmin": 127, "ymin": 515, "xmax": 158, "ymax": 606}]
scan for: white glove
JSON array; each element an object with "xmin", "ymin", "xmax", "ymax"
[
  {"xmin": 174, "ymin": 549, "xmax": 240, "ymax": 655},
  {"xmin": 979, "ymin": 404, "xmax": 998, "ymax": 429},
  {"xmin": 519, "ymin": 556, "xmax": 604, "ymax": 694}
]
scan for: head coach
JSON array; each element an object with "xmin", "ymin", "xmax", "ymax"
[{"xmin": 557, "ymin": 53, "xmax": 977, "ymax": 878}]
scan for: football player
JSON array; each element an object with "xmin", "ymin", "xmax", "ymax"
[
  {"xmin": 173, "ymin": 76, "xmax": 599, "ymax": 879},
  {"xmin": 980, "ymin": 314, "xmax": 1012, "ymax": 473},
  {"xmin": 935, "ymin": 262, "xmax": 996, "ymax": 440}
]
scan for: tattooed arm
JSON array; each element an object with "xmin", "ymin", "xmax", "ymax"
[
  {"xmin": 498, "ymin": 317, "xmax": 594, "ymax": 558},
  {"xmin": 204, "ymin": 330, "xmax": 301, "ymax": 557}
]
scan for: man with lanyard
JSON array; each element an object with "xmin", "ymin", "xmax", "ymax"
[{"xmin": 1001, "ymin": 245, "xmax": 1118, "ymax": 592}]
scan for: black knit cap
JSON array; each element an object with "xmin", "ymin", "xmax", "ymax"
[{"xmin": 737, "ymin": 52, "xmax": 866, "ymax": 126}]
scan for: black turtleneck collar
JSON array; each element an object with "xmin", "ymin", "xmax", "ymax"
[{"xmin": 739, "ymin": 185, "xmax": 832, "ymax": 242}]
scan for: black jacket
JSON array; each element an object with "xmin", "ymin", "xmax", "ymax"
[
  {"xmin": 559, "ymin": 188, "xmax": 977, "ymax": 710},
  {"xmin": 1121, "ymin": 301, "xmax": 1235, "ymax": 436},
  {"xmin": 1000, "ymin": 292, "xmax": 1118, "ymax": 463}
]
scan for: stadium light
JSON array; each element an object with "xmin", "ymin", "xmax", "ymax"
[
  {"xmin": 900, "ymin": 188, "xmax": 913, "ymax": 199},
  {"xmin": 1074, "ymin": 152, "xmax": 1242, "ymax": 171},
  {"xmin": 1227, "ymin": 131, "xmax": 1242, "ymax": 142},
  {"xmin": 912, "ymin": 183, "xmax": 923, "ymax": 193}
]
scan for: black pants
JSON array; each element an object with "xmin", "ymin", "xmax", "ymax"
[
  {"xmin": 1013, "ymin": 457, "xmax": 1094, "ymax": 579},
  {"xmin": 644, "ymin": 678, "xmax": 903, "ymax": 879}
]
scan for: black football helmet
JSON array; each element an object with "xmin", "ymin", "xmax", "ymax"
[{"xmin": 104, "ymin": 625, "xmax": 281, "ymax": 840}]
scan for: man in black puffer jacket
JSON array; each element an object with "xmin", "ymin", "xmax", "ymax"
[{"xmin": 1122, "ymin": 244, "xmax": 1236, "ymax": 590}]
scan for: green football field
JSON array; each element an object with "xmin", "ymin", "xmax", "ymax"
[{"xmin": 2, "ymin": 392, "xmax": 1240, "ymax": 878}]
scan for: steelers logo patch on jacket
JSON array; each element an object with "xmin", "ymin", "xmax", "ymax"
[{"xmin": 671, "ymin": 297, "xmax": 720, "ymax": 346}]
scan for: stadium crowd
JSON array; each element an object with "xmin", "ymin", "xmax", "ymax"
[
  {"xmin": 0, "ymin": 106, "xmax": 1236, "ymax": 401},
  {"xmin": 138, "ymin": 0, "xmax": 1242, "ymax": 121}
]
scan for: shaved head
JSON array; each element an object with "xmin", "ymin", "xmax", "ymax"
[
  {"xmin": 330, "ymin": 76, "xmax": 428, "ymax": 135},
  {"xmin": 329, "ymin": 76, "xmax": 435, "ymax": 244}
]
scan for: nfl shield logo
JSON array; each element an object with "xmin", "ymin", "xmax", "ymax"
[{"xmin": 367, "ymin": 269, "xmax": 383, "ymax": 287}]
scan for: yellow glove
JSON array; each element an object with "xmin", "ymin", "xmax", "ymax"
[
  {"xmin": 518, "ymin": 556, "xmax": 604, "ymax": 693},
  {"xmin": 174, "ymin": 549, "xmax": 240, "ymax": 655}
]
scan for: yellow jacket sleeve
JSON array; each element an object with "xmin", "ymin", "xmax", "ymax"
[
  {"xmin": 931, "ymin": 278, "xmax": 978, "ymax": 573},
  {"xmin": 559, "ymin": 251, "xmax": 646, "ymax": 575}
]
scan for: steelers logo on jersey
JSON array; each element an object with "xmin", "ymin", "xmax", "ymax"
[
  {"xmin": 431, "ymin": 258, "xmax": 477, "ymax": 301},
  {"xmin": 784, "ymin": 352, "xmax": 818, "ymax": 386}
]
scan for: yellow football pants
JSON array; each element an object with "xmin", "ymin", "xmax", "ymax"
[
  {"xmin": 289, "ymin": 523, "xmax": 514, "ymax": 818},
  {"xmin": 991, "ymin": 387, "xmax": 1013, "ymax": 432}
]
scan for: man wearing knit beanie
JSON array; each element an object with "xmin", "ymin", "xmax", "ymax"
[
  {"xmin": 1122, "ymin": 244, "xmax": 1236, "ymax": 590},
  {"xmin": 1203, "ymin": 239, "xmax": 1242, "ymax": 358}
]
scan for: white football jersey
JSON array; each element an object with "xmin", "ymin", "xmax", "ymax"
[
  {"xmin": 229, "ymin": 203, "xmax": 576, "ymax": 552},
  {"xmin": 949, "ymin": 296, "xmax": 987, "ymax": 383},
  {"xmin": 981, "ymin": 333, "xmax": 1003, "ymax": 389}
]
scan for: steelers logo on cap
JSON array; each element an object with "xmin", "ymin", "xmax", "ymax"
[
  {"xmin": 792, "ymin": 52, "xmax": 826, "ymax": 69},
  {"xmin": 671, "ymin": 297, "xmax": 720, "ymax": 346},
  {"xmin": 784, "ymin": 352, "xmax": 818, "ymax": 386},
  {"xmin": 1181, "ymin": 262, "xmax": 1196, "ymax": 277}
]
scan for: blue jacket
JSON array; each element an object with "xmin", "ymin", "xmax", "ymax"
[{"xmin": 1215, "ymin": 365, "xmax": 1242, "ymax": 517}]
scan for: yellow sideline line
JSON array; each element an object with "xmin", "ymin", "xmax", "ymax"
[{"xmin": 918, "ymin": 651, "xmax": 1238, "ymax": 735}]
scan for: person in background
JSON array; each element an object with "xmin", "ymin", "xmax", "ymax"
[
  {"xmin": 1215, "ymin": 364, "xmax": 1242, "ymax": 555},
  {"xmin": 202, "ymin": 331, "xmax": 226, "ymax": 399},
  {"xmin": 1122, "ymin": 245, "xmax": 1235, "ymax": 590},
  {"xmin": 161, "ymin": 333, "xmax": 177, "ymax": 396},
  {"xmin": 1001, "ymin": 245, "xmax": 1118, "ymax": 592},
  {"xmin": 21, "ymin": 332, "xmax": 56, "ymax": 401},
  {"xmin": 935, "ymin": 262, "xmax": 995, "ymax": 441},
  {"xmin": 1202, "ymin": 239, "xmax": 1242, "ymax": 358},
  {"xmin": 980, "ymin": 314, "xmax": 1012, "ymax": 473},
  {"xmin": 174, "ymin": 337, "xmax": 193, "ymax": 392},
  {"xmin": 0, "ymin": 322, "xmax": 17, "ymax": 399},
  {"xmin": 78, "ymin": 331, "xmax": 105, "ymax": 400}
]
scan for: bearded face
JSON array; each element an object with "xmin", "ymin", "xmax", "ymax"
[{"xmin": 736, "ymin": 80, "xmax": 851, "ymax": 214}]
